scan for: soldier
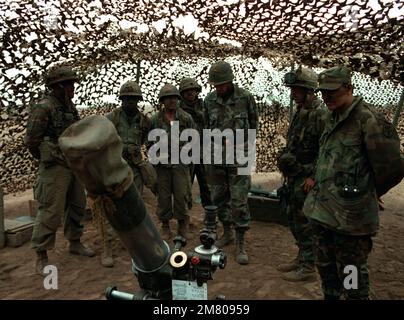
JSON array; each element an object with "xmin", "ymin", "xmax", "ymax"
[
  {"xmin": 178, "ymin": 77, "xmax": 212, "ymax": 209},
  {"xmin": 276, "ymin": 66, "xmax": 326, "ymax": 281},
  {"xmin": 25, "ymin": 65, "xmax": 95, "ymax": 276},
  {"xmin": 204, "ymin": 61, "xmax": 258, "ymax": 265},
  {"xmin": 303, "ymin": 66, "xmax": 404, "ymax": 299},
  {"xmin": 102, "ymin": 81, "xmax": 157, "ymax": 267},
  {"xmin": 150, "ymin": 84, "xmax": 196, "ymax": 240},
  {"xmin": 106, "ymin": 81, "xmax": 156, "ymax": 196}
]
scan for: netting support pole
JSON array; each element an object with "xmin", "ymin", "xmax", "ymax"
[
  {"xmin": 288, "ymin": 62, "xmax": 295, "ymax": 123},
  {"xmin": 136, "ymin": 60, "xmax": 141, "ymax": 83},
  {"xmin": 392, "ymin": 88, "xmax": 404, "ymax": 128}
]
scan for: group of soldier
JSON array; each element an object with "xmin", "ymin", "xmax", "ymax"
[
  {"xmin": 277, "ymin": 65, "xmax": 403, "ymax": 300},
  {"xmin": 24, "ymin": 60, "xmax": 403, "ymax": 300},
  {"xmin": 24, "ymin": 60, "xmax": 256, "ymax": 275}
]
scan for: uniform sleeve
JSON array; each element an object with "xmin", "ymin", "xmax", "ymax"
[
  {"xmin": 189, "ymin": 115, "xmax": 197, "ymax": 131},
  {"xmin": 146, "ymin": 114, "xmax": 158, "ymax": 150},
  {"xmin": 247, "ymin": 93, "xmax": 258, "ymax": 130},
  {"xmin": 301, "ymin": 109, "xmax": 327, "ymax": 177},
  {"xmin": 364, "ymin": 112, "xmax": 404, "ymax": 196},
  {"xmin": 24, "ymin": 104, "xmax": 50, "ymax": 159},
  {"xmin": 199, "ymin": 99, "xmax": 208, "ymax": 129},
  {"xmin": 314, "ymin": 108, "xmax": 326, "ymax": 139},
  {"xmin": 203, "ymin": 97, "xmax": 210, "ymax": 129},
  {"xmin": 142, "ymin": 115, "xmax": 152, "ymax": 146}
]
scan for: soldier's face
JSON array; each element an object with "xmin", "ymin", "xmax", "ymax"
[
  {"xmin": 320, "ymin": 86, "xmax": 353, "ymax": 111},
  {"xmin": 215, "ymin": 82, "xmax": 232, "ymax": 97},
  {"xmin": 122, "ymin": 96, "xmax": 140, "ymax": 115},
  {"xmin": 162, "ymin": 96, "xmax": 178, "ymax": 111},
  {"xmin": 182, "ymin": 89, "xmax": 199, "ymax": 103},
  {"xmin": 291, "ymin": 86, "xmax": 308, "ymax": 105},
  {"xmin": 61, "ymin": 81, "xmax": 75, "ymax": 99}
]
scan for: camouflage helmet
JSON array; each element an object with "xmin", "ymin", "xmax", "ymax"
[
  {"xmin": 45, "ymin": 66, "xmax": 79, "ymax": 87},
  {"xmin": 119, "ymin": 81, "xmax": 143, "ymax": 100},
  {"xmin": 158, "ymin": 84, "xmax": 181, "ymax": 102},
  {"xmin": 284, "ymin": 66, "xmax": 318, "ymax": 90},
  {"xmin": 208, "ymin": 61, "xmax": 234, "ymax": 85},
  {"xmin": 179, "ymin": 77, "xmax": 202, "ymax": 94}
]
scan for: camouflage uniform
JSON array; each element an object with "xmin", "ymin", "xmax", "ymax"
[
  {"xmin": 151, "ymin": 84, "xmax": 196, "ymax": 238},
  {"xmin": 303, "ymin": 66, "xmax": 404, "ymax": 299},
  {"xmin": 106, "ymin": 81, "xmax": 154, "ymax": 195},
  {"xmin": 277, "ymin": 67, "xmax": 326, "ymax": 279},
  {"xmin": 25, "ymin": 66, "xmax": 94, "ymax": 270},
  {"xmin": 204, "ymin": 61, "xmax": 258, "ymax": 265},
  {"xmin": 179, "ymin": 77, "xmax": 212, "ymax": 208}
]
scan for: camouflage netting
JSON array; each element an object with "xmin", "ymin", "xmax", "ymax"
[{"xmin": 0, "ymin": 0, "xmax": 403, "ymax": 194}]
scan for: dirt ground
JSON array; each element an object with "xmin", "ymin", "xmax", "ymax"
[{"xmin": 1, "ymin": 172, "xmax": 403, "ymax": 300}]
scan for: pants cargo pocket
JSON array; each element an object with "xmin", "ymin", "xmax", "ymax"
[{"xmin": 34, "ymin": 179, "xmax": 55, "ymax": 205}]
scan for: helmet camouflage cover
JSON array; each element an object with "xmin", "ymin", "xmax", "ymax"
[
  {"xmin": 158, "ymin": 83, "xmax": 181, "ymax": 101},
  {"xmin": 45, "ymin": 65, "xmax": 79, "ymax": 87},
  {"xmin": 208, "ymin": 60, "xmax": 234, "ymax": 86},
  {"xmin": 284, "ymin": 66, "xmax": 318, "ymax": 90},
  {"xmin": 119, "ymin": 81, "xmax": 143, "ymax": 100},
  {"xmin": 179, "ymin": 77, "xmax": 202, "ymax": 94}
]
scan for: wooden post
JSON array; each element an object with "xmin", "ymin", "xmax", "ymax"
[
  {"xmin": 136, "ymin": 60, "xmax": 141, "ymax": 83},
  {"xmin": 392, "ymin": 88, "xmax": 404, "ymax": 128}
]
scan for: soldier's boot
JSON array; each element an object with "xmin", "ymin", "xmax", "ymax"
[
  {"xmin": 235, "ymin": 230, "xmax": 249, "ymax": 265},
  {"xmin": 161, "ymin": 221, "xmax": 172, "ymax": 240},
  {"xmin": 101, "ymin": 241, "xmax": 114, "ymax": 268},
  {"xmin": 215, "ymin": 225, "xmax": 234, "ymax": 248},
  {"xmin": 69, "ymin": 240, "xmax": 96, "ymax": 257},
  {"xmin": 177, "ymin": 216, "xmax": 190, "ymax": 240},
  {"xmin": 281, "ymin": 264, "xmax": 316, "ymax": 282},
  {"xmin": 35, "ymin": 250, "xmax": 49, "ymax": 276},
  {"xmin": 276, "ymin": 255, "xmax": 300, "ymax": 273}
]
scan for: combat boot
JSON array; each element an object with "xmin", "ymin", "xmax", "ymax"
[
  {"xmin": 69, "ymin": 240, "xmax": 96, "ymax": 257},
  {"xmin": 281, "ymin": 265, "xmax": 316, "ymax": 282},
  {"xmin": 235, "ymin": 230, "xmax": 249, "ymax": 265},
  {"xmin": 101, "ymin": 241, "xmax": 114, "ymax": 268},
  {"xmin": 35, "ymin": 250, "xmax": 49, "ymax": 276},
  {"xmin": 177, "ymin": 216, "xmax": 190, "ymax": 239},
  {"xmin": 161, "ymin": 220, "xmax": 172, "ymax": 240},
  {"xmin": 276, "ymin": 256, "xmax": 300, "ymax": 273},
  {"xmin": 215, "ymin": 225, "xmax": 234, "ymax": 248}
]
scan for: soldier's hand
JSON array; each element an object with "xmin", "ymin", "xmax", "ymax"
[
  {"xmin": 302, "ymin": 177, "xmax": 315, "ymax": 193},
  {"xmin": 378, "ymin": 197, "xmax": 385, "ymax": 211}
]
